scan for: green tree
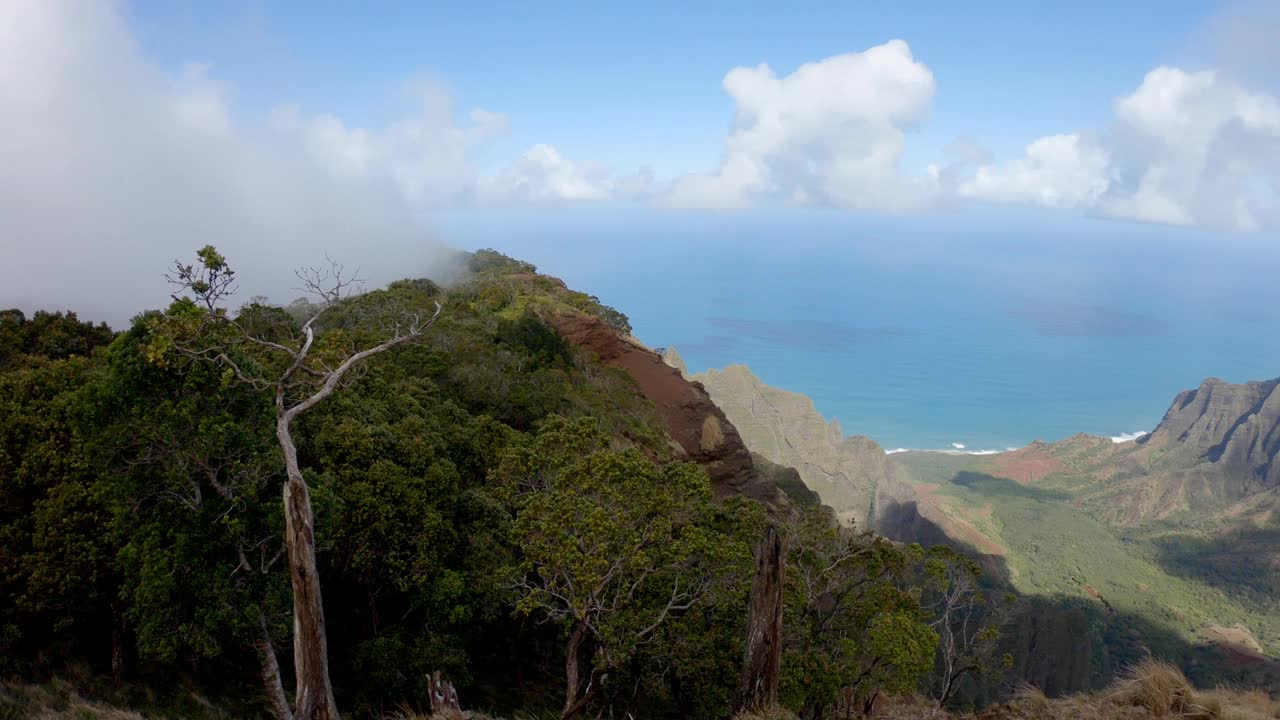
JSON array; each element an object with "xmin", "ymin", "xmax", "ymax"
[
  {"xmin": 80, "ymin": 317, "xmax": 293, "ymax": 718},
  {"xmin": 780, "ymin": 507, "xmax": 937, "ymax": 719},
  {"xmin": 498, "ymin": 416, "xmax": 759, "ymax": 720},
  {"xmin": 151, "ymin": 246, "xmax": 443, "ymax": 720},
  {"xmin": 0, "ymin": 308, "xmax": 115, "ymax": 369},
  {"xmin": 0, "ymin": 355, "xmax": 115, "ymax": 674}
]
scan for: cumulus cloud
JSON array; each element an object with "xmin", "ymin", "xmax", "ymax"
[
  {"xmin": 272, "ymin": 80, "xmax": 511, "ymax": 208},
  {"xmin": 1103, "ymin": 67, "xmax": 1280, "ymax": 230},
  {"xmin": 0, "ymin": 0, "xmax": 619, "ymax": 324},
  {"xmin": 477, "ymin": 145, "xmax": 654, "ymax": 203},
  {"xmin": 666, "ymin": 41, "xmax": 936, "ymax": 212},
  {"xmin": 956, "ymin": 134, "xmax": 1111, "ymax": 209},
  {"xmin": 956, "ymin": 67, "xmax": 1280, "ymax": 230}
]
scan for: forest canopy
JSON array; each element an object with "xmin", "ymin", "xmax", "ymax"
[{"xmin": 0, "ymin": 249, "xmax": 1011, "ymax": 720}]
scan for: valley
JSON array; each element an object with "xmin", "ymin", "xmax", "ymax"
[{"xmin": 690, "ymin": 360, "xmax": 1280, "ymax": 694}]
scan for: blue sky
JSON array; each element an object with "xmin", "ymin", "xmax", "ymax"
[
  {"xmin": 123, "ymin": 0, "xmax": 1222, "ymax": 179},
  {"xmin": 1, "ymin": 0, "xmax": 1278, "ymax": 322}
]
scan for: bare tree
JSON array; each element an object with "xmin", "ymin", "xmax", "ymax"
[
  {"xmin": 923, "ymin": 549, "xmax": 1015, "ymax": 708},
  {"xmin": 162, "ymin": 246, "xmax": 442, "ymax": 720}
]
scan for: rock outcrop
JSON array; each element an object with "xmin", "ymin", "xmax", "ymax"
[
  {"xmin": 690, "ymin": 363, "xmax": 891, "ymax": 524},
  {"xmin": 546, "ymin": 314, "xmax": 790, "ymax": 510},
  {"xmin": 970, "ymin": 376, "xmax": 1280, "ymax": 526},
  {"xmin": 661, "ymin": 346, "xmax": 689, "ymax": 379},
  {"xmin": 1141, "ymin": 377, "xmax": 1280, "ymax": 492}
]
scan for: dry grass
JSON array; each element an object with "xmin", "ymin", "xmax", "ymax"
[
  {"xmin": 732, "ymin": 706, "xmax": 801, "ymax": 720},
  {"xmin": 0, "ymin": 679, "xmax": 147, "ymax": 720},
  {"xmin": 870, "ymin": 659, "xmax": 1279, "ymax": 719},
  {"xmin": 8, "ymin": 662, "xmax": 1277, "ymax": 720},
  {"xmin": 1108, "ymin": 659, "xmax": 1202, "ymax": 717},
  {"xmin": 0, "ymin": 678, "xmax": 239, "ymax": 720}
]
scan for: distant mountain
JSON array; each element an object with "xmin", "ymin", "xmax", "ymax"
[
  {"xmin": 687, "ymin": 363, "xmax": 891, "ymax": 525},
  {"xmin": 683, "ymin": 360, "xmax": 1280, "ymax": 692},
  {"xmin": 984, "ymin": 375, "xmax": 1280, "ymax": 526}
]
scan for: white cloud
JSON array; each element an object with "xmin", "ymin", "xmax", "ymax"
[
  {"xmin": 956, "ymin": 67, "xmax": 1280, "ymax": 231},
  {"xmin": 666, "ymin": 40, "xmax": 936, "ymax": 212},
  {"xmin": 0, "ymin": 0, "xmax": 628, "ymax": 324},
  {"xmin": 272, "ymin": 81, "xmax": 511, "ymax": 208},
  {"xmin": 1102, "ymin": 67, "xmax": 1280, "ymax": 231},
  {"xmin": 480, "ymin": 144, "xmax": 610, "ymax": 202},
  {"xmin": 477, "ymin": 145, "xmax": 659, "ymax": 204},
  {"xmin": 957, "ymin": 133, "xmax": 1111, "ymax": 209}
]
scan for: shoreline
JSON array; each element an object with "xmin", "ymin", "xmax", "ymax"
[{"xmin": 882, "ymin": 429, "xmax": 1149, "ymax": 456}]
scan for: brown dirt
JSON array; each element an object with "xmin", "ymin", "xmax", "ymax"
[
  {"xmin": 546, "ymin": 310, "xmax": 786, "ymax": 509},
  {"xmin": 984, "ymin": 444, "xmax": 1069, "ymax": 484},
  {"xmin": 1203, "ymin": 624, "xmax": 1267, "ymax": 664}
]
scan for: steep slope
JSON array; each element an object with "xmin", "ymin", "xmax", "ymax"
[
  {"xmin": 982, "ymin": 376, "xmax": 1280, "ymax": 526},
  {"xmin": 689, "ymin": 363, "xmax": 891, "ymax": 524},
  {"xmin": 546, "ymin": 318, "xmax": 790, "ymax": 510},
  {"xmin": 1140, "ymin": 377, "xmax": 1280, "ymax": 489},
  {"xmin": 679, "ymin": 362, "xmax": 1280, "ymax": 691}
]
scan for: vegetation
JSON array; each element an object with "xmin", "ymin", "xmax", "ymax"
[
  {"xmin": 5, "ymin": 248, "xmax": 1254, "ymax": 719},
  {"xmin": 888, "ymin": 452, "xmax": 1280, "ymax": 696},
  {"xmin": 8, "ymin": 658, "xmax": 1278, "ymax": 720},
  {"xmin": 780, "ymin": 507, "xmax": 937, "ymax": 718}
]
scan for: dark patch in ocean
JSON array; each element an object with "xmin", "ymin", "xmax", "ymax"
[
  {"xmin": 1004, "ymin": 302, "xmax": 1163, "ymax": 338},
  {"xmin": 702, "ymin": 316, "xmax": 906, "ymax": 353},
  {"xmin": 676, "ymin": 334, "xmax": 739, "ymax": 356}
]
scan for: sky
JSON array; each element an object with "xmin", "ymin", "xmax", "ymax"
[{"xmin": 1, "ymin": 0, "xmax": 1279, "ymax": 324}]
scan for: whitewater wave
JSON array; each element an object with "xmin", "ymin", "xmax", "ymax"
[
  {"xmin": 885, "ymin": 429, "xmax": 1149, "ymax": 456},
  {"xmin": 1109, "ymin": 430, "xmax": 1149, "ymax": 443},
  {"xmin": 884, "ymin": 446, "xmax": 1010, "ymax": 456}
]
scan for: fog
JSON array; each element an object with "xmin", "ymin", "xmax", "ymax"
[{"xmin": 0, "ymin": 1, "xmax": 459, "ymax": 327}]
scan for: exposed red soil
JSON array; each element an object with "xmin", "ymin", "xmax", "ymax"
[
  {"xmin": 908, "ymin": 482, "xmax": 1007, "ymax": 557},
  {"xmin": 546, "ymin": 310, "xmax": 785, "ymax": 509},
  {"xmin": 984, "ymin": 444, "xmax": 1069, "ymax": 484}
]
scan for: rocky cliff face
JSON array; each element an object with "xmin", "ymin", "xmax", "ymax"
[
  {"xmin": 689, "ymin": 363, "xmax": 891, "ymax": 524},
  {"xmin": 1141, "ymin": 377, "xmax": 1280, "ymax": 492},
  {"xmin": 660, "ymin": 346, "xmax": 689, "ymax": 379},
  {"xmin": 1000, "ymin": 377, "xmax": 1280, "ymax": 526},
  {"xmin": 545, "ymin": 315, "xmax": 790, "ymax": 510}
]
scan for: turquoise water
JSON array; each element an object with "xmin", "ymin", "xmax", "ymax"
[{"xmin": 443, "ymin": 207, "xmax": 1280, "ymax": 451}]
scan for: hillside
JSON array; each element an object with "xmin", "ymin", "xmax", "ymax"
[
  {"xmin": 689, "ymin": 364, "xmax": 890, "ymax": 524},
  {"xmin": 5, "ymin": 255, "xmax": 1277, "ymax": 718},
  {"xmin": 1, "ymin": 250, "xmax": 818, "ymax": 720},
  {"xmin": 690, "ymin": 361, "xmax": 1280, "ymax": 694}
]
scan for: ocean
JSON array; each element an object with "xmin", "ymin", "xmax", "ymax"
[{"xmin": 442, "ymin": 206, "xmax": 1280, "ymax": 451}]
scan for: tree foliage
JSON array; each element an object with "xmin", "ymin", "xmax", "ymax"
[
  {"xmin": 499, "ymin": 416, "xmax": 763, "ymax": 718},
  {"xmin": 0, "ymin": 308, "xmax": 115, "ymax": 369},
  {"xmin": 0, "ymin": 248, "xmax": 1030, "ymax": 720},
  {"xmin": 779, "ymin": 507, "xmax": 937, "ymax": 718}
]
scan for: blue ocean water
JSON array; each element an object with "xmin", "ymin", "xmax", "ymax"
[{"xmin": 442, "ymin": 207, "xmax": 1280, "ymax": 451}]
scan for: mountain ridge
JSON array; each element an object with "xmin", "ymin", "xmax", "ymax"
[
  {"xmin": 679, "ymin": 354, "xmax": 1280, "ymax": 691},
  {"xmin": 688, "ymin": 363, "xmax": 890, "ymax": 524}
]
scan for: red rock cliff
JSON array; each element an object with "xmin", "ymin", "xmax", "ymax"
[{"xmin": 546, "ymin": 311, "xmax": 789, "ymax": 510}]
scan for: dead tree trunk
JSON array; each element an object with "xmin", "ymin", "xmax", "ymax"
[
  {"xmin": 257, "ymin": 610, "xmax": 294, "ymax": 720},
  {"xmin": 738, "ymin": 522, "xmax": 789, "ymax": 713},
  {"xmin": 561, "ymin": 623, "xmax": 587, "ymax": 719},
  {"xmin": 280, "ymin": 413, "xmax": 339, "ymax": 720},
  {"xmin": 427, "ymin": 671, "xmax": 462, "ymax": 718}
]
